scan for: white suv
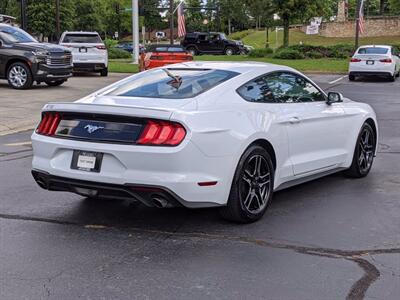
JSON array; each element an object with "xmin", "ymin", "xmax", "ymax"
[{"xmin": 59, "ymin": 31, "xmax": 108, "ymax": 76}]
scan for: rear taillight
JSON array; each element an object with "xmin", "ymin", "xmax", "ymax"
[
  {"xmin": 351, "ymin": 58, "xmax": 362, "ymax": 62},
  {"xmin": 36, "ymin": 112, "xmax": 61, "ymax": 136},
  {"xmin": 150, "ymin": 55, "xmax": 163, "ymax": 60},
  {"xmin": 380, "ymin": 58, "xmax": 392, "ymax": 63},
  {"xmin": 96, "ymin": 45, "xmax": 107, "ymax": 50},
  {"xmin": 137, "ymin": 120, "xmax": 186, "ymax": 146}
]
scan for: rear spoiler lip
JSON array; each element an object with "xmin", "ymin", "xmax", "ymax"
[{"xmin": 41, "ymin": 102, "xmax": 174, "ymax": 120}]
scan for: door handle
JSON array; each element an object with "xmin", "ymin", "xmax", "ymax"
[{"xmin": 288, "ymin": 117, "xmax": 301, "ymax": 124}]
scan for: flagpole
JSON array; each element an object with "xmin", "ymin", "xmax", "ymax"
[{"xmin": 355, "ymin": 0, "xmax": 361, "ymax": 49}]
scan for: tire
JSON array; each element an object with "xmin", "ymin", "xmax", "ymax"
[
  {"xmin": 100, "ymin": 68, "xmax": 108, "ymax": 77},
  {"xmin": 349, "ymin": 74, "xmax": 356, "ymax": 81},
  {"xmin": 396, "ymin": 71, "xmax": 400, "ymax": 78},
  {"xmin": 7, "ymin": 62, "xmax": 33, "ymax": 89},
  {"xmin": 45, "ymin": 80, "xmax": 65, "ymax": 87},
  {"xmin": 389, "ymin": 73, "xmax": 396, "ymax": 82},
  {"xmin": 224, "ymin": 47, "xmax": 235, "ymax": 56},
  {"xmin": 344, "ymin": 123, "xmax": 376, "ymax": 178},
  {"xmin": 219, "ymin": 145, "xmax": 274, "ymax": 223},
  {"xmin": 187, "ymin": 47, "xmax": 197, "ymax": 56}
]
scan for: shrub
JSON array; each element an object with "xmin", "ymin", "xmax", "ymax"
[
  {"xmin": 307, "ymin": 51, "xmax": 323, "ymax": 59},
  {"xmin": 229, "ymin": 30, "xmax": 253, "ymax": 40},
  {"xmin": 273, "ymin": 49, "xmax": 305, "ymax": 59},
  {"xmin": 248, "ymin": 47, "xmax": 273, "ymax": 58},
  {"xmin": 108, "ymin": 47, "xmax": 131, "ymax": 59},
  {"xmin": 104, "ymin": 38, "xmax": 118, "ymax": 49}
]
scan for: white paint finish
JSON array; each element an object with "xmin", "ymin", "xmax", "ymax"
[{"xmin": 31, "ymin": 61, "xmax": 378, "ymax": 206}]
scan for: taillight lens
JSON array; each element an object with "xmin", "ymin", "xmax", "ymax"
[
  {"xmin": 36, "ymin": 112, "xmax": 61, "ymax": 136},
  {"xmin": 351, "ymin": 58, "xmax": 362, "ymax": 62},
  {"xmin": 96, "ymin": 45, "xmax": 107, "ymax": 50},
  {"xmin": 137, "ymin": 120, "xmax": 186, "ymax": 146},
  {"xmin": 380, "ymin": 58, "xmax": 392, "ymax": 63}
]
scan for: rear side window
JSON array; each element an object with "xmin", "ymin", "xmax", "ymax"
[
  {"xmin": 358, "ymin": 47, "xmax": 388, "ymax": 55},
  {"xmin": 62, "ymin": 34, "xmax": 102, "ymax": 43},
  {"xmin": 237, "ymin": 76, "xmax": 275, "ymax": 103},
  {"xmin": 105, "ymin": 68, "xmax": 239, "ymax": 99}
]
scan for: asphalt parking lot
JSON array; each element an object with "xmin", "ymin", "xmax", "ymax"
[{"xmin": 0, "ymin": 74, "xmax": 399, "ymax": 299}]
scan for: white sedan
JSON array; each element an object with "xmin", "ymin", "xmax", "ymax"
[
  {"xmin": 349, "ymin": 45, "xmax": 400, "ymax": 81},
  {"xmin": 31, "ymin": 62, "xmax": 378, "ymax": 223}
]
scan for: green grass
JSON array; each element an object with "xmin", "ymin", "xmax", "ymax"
[
  {"xmin": 195, "ymin": 55, "xmax": 348, "ymax": 73},
  {"xmin": 108, "ymin": 55, "xmax": 348, "ymax": 74},
  {"xmin": 109, "ymin": 59, "xmax": 138, "ymax": 73},
  {"xmin": 239, "ymin": 29, "xmax": 400, "ymax": 49}
]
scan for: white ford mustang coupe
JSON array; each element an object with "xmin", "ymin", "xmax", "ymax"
[{"xmin": 31, "ymin": 62, "xmax": 378, "ymax": 223}]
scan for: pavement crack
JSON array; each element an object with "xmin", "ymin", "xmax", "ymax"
[{"xmin": 1, "ymin": 212, "xmax": 399, "ymax": 299}]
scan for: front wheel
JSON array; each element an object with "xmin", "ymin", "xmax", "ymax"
[
  {"xmin": 224, "ymin": 47, "xmax": 235, "ymax": 56},
  {"xmin": 219, "ymin": 145, "xmax": 274, "ymax": 223},
  {"xmin": 344, "ymin": 123, "xmax": 376, "ymax": 178},
  {"xmin": 7, "ymin": 62, "xmax": 33, "ymax": 89},
  {"xmin": 349, "ymin": 74, "xmax": 356, "ymax": 81},
  {"xmin": 187, "ymin": 47, "xmax": 197, "ymax": 56}
]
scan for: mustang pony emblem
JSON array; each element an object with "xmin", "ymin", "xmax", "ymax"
[{"xmin": 84, "ymin": 124, "xmax": 104, "ymax": 134}]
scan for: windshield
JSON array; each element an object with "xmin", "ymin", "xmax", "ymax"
[
  {"xmin": 62, "ymin": 34, "xmax": 102, "ymax": 43},
  {"xmin": 105, "ymin": 68, "xmax": 239, "ymax": 99},
  {"xmin": 358, "ymin": 47, "xmax": 389, "ymax": 55},
  {"xmin": 0, "ymin": 26, "xmax": 37, "ymax": 43}
]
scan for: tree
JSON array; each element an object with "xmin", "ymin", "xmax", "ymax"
[
  {"xmin": 74, "ymin": 0, "xmax": 102, "ymax": 32},
  {"xmin": 272, "ymin": 0, "xmax": 330, "ymax": 47},
  {"xmin": 389, "ymin": 0, "xmax": 400, "ymax": 14}
]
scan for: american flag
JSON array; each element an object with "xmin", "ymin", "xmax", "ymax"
[
  {"xmin": 177, "ymin": 3, "xmax": 186, "ymax": 38},
  {"xmin": 359, "ymin": 0, "xmax": 365, "ymax": 34}
]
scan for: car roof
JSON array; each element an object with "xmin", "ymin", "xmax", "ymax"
[
  {"xmin": 166, "ymin": 61, "xmax": 294, "ymax": 75},
  {"xmin": 358, "ymin": 45, "xmax": 391, "ymax": 49},
  {"xmin": 62, "ymin": 31, "xmax": 100, "ymax": 35}
]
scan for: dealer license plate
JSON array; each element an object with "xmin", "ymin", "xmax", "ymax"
[{"xmin": 71, "ymin": 150, "xmax": 103, "ymax": 172}]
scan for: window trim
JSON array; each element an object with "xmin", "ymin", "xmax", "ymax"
[{"xmin": 236, "ymin": 70, "xmax": 327, "ymax": 104}]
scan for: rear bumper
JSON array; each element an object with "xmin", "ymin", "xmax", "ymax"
[
  {"xmin": 349, "ymin": 71, "xmax": 393, "ymax": 77},
  {"xmin": 31, "ymin": 132, "xmax": 234, "ymax": 207},
  {"xmin": 73, "ymin": 63, "xmax": 106, "ymax": 71},
  {"xmin": 31, "ymin": 169, "xmax": 215, "ymax": 208}
]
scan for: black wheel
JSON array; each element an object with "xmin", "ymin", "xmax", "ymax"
[
  {"xmin": 220, "ymin": 145, "xmax": 274, "ymax": 223},
  {"xmin": 224, "ymin": 47, "xmax": 235, "ymax": 56},
  {"xmin": 344, "ymin": 123, "xmax": 376, "ymax": 178},
  {"xmin": 389, "ymin": 73, "xmax": 396, "ymax": 82},
  {"xmin": 349, "ymin": 74, "xmax": 356, "ymax": 81},
  {"xmin": 187, "ymin": 47, "xmax": 197, "ymax": 56},
  {"xmin": 7, "ymin": 62, "xmax": 33, "ymax": 89},
  {"xmin": 100, "ymin": 68, "xmax": 108, "ymax": 77},
  {"xmin": 45, "ymin": 80, "xmax": 65, "ymax": 87},
  {"xmin": 396, "ymin": 70, "xmax": 400, "ymax": 77}
]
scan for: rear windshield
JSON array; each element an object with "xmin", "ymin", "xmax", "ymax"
[
  {"xmin": 105, "ymin": 68, "xmax": 239, "ymax": 99},
  {"xmin": 149, "ymin": 46, "xmax": 185, "ymax": 53},
  {"xmin": 358, "ymin": 47, "xmax": 388, "ymax": 54},
  {"xmin": 62, "ymin": 34, "xmax": 102, "ymax": 43}
]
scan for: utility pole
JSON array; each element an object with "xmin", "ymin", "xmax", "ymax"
[
  {"xmin": 56, "ymin": 0, "xmax": 60, "ymax": 40},
  {"xmin": 132, "ymin": 0, "xmax": 139, "ymax": 64},
  {"xmin": 169, "ymin": 0, "xmax": 174, "ymax": 44},
  {"xmin": 20, "ymin": 0, "xmax": 27, "ymax": 30},
  {"xmin": 355, "ymin": 0, "xmax": 361, "ymax": 49}
]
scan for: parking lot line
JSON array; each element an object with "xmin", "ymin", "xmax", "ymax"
[{"xmin": 329, "ymin": 75, "xmax": 347, "ymax": 85}]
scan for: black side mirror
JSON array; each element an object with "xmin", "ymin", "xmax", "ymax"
[{"xmin": 327, "ymin": 92, "xmax": 343, "ymax": 105}]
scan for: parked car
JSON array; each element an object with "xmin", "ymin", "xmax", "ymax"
[
  {"xmin": 140, "ymin": 44, "xmax": 192, "ymax": 71},
  {"xmin": 349, "ymin": 45, "xmax": 400, "ymax": 81},
  {"xmin": 31, "ymin": 62, "xmax": 378, "ymax": 223},
  {"xmin": 115, "ymin": 42, "xmax": 133, "ymax": 53},
  {"xmin": 59, "ymin": 31, "xmax": 108, "ymax": 76},
  {"xmin": 181, "ymin": 32, "xmax": 248, "ymax": 56},
  {"xmin": 0, "ymin": 24, "xmax": 72, "ymax": 89}
]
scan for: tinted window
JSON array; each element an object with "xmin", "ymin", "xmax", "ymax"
[
  {"xmin": 62, "ymin": 34, "xmax": 102, "ymax": 43},
  {"xmin": 198, "ymin": 34, "xmax": 208, "ymax": 41},
  {"xmin": 0, "ymin": 26, "xmax": 37, "ymax": 43},
  {"xmin": 266, "ymin": 72, "xmax": 325, "ymax": 103},
  {"xmin": 358, "ymin": 47, "xmax": 388, "ymax": 54},
  {"xmin": 237, "ymin": 76, "xmax": 275, "ymax": 103},
  {"xmin": 106, "ymin": 68, "xmax": 239, "ymax": 99}
]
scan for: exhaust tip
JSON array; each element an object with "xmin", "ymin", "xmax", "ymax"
[{"xmin": 152, "ymin": 196, "xmax": 169, "ymax": 208}]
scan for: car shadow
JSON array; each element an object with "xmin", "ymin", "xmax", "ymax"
[{"xmin": 352, "ymin": 76, "xmax": 395, "ymax": 83}]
